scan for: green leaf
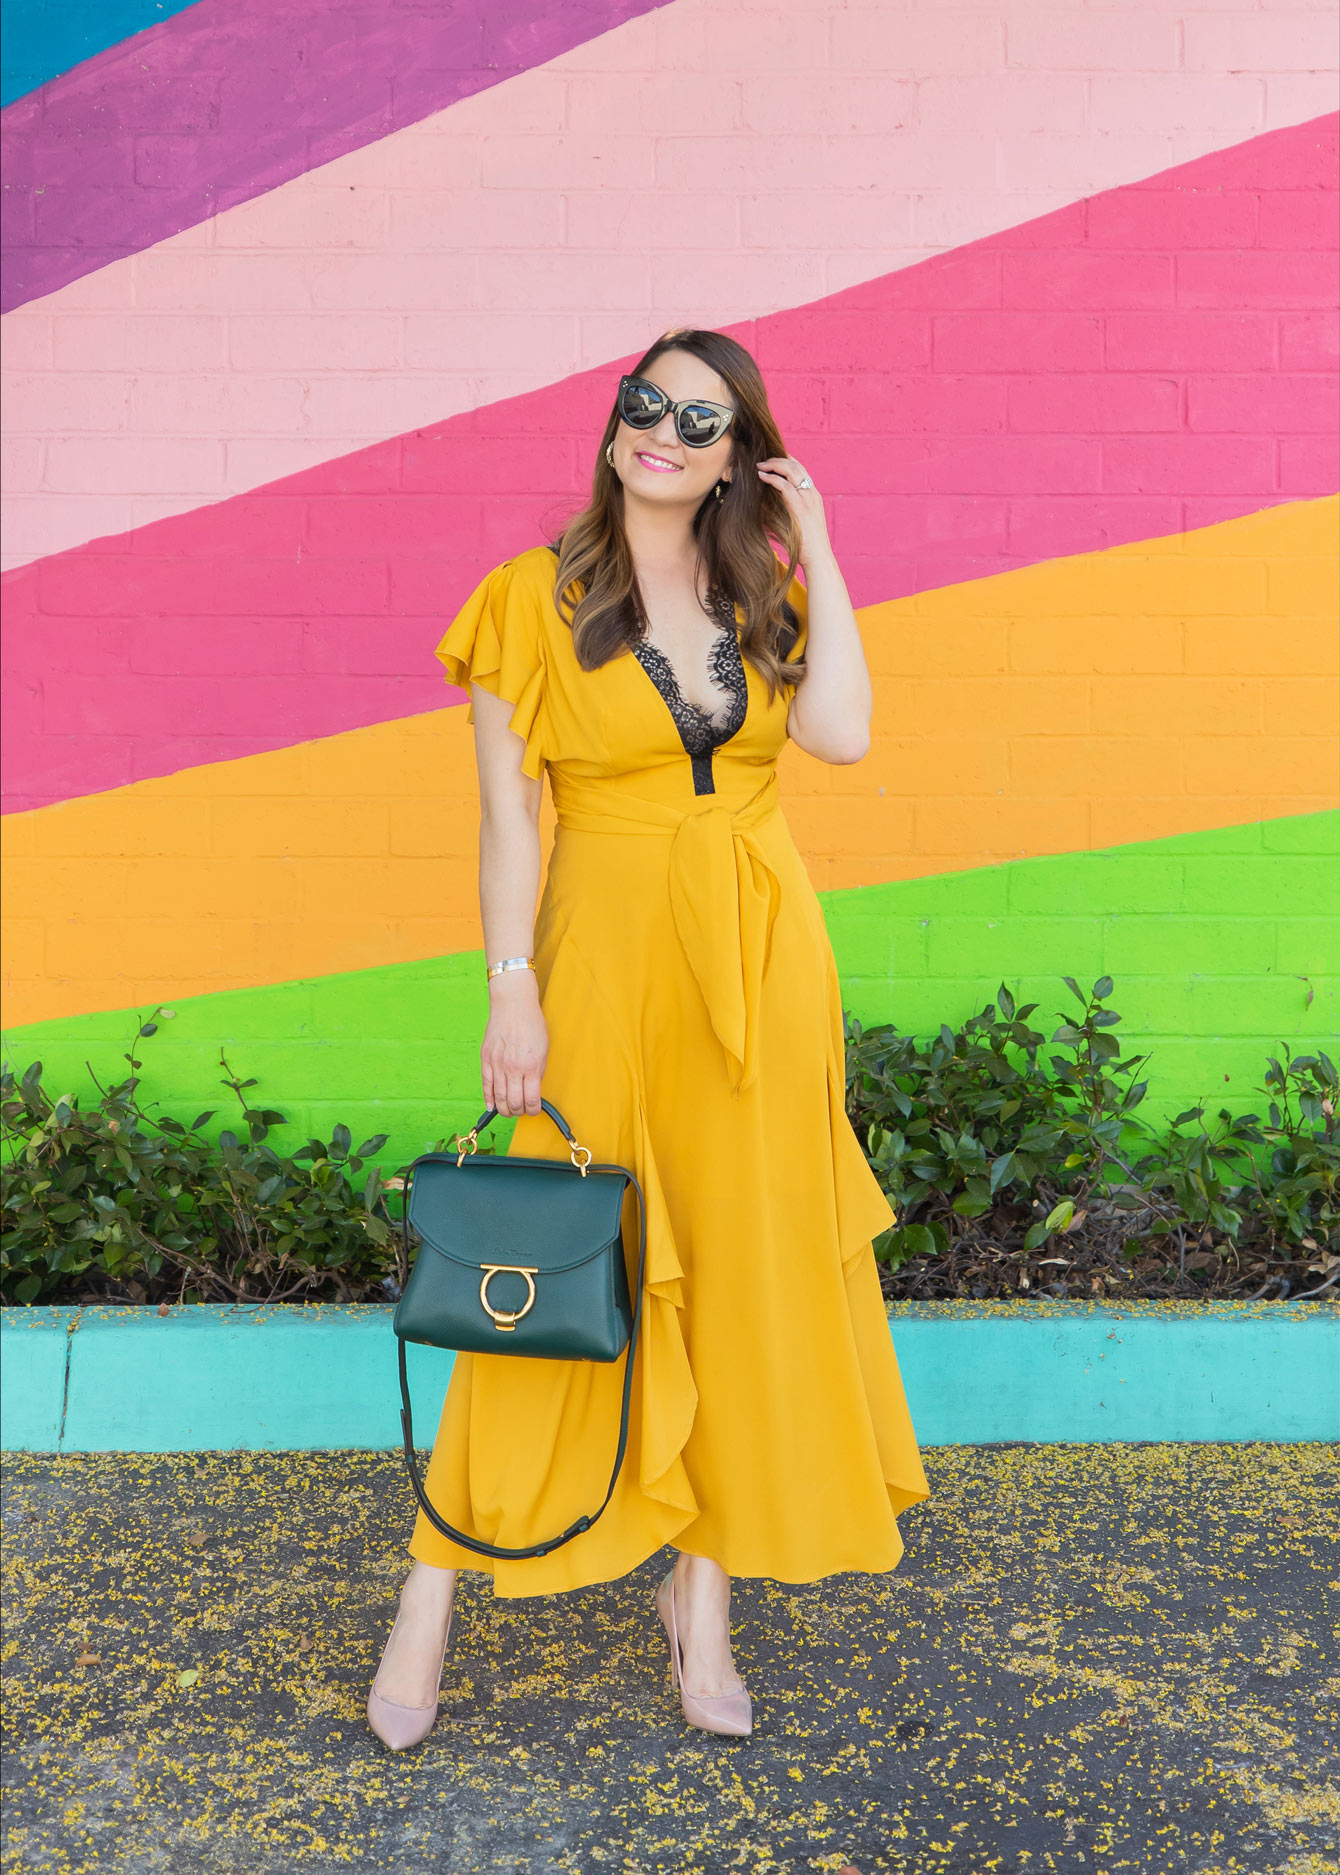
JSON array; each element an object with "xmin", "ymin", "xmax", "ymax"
[
  {"xmin": 952, "ymin": 1179, "xmax": 992, "ymax": 1219},
  {"xmin": 1023, "ymin": 1220, "xmax": 1051, "ymax": 1252}
]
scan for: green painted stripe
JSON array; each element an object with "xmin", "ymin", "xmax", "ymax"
[
  {"xmin": 824, "ymin": 810, "xmax": 1339, "ymax": 1124},
  {"xmin": 3, "ymin": 1302, "xmax": 1334, "ymax": 1451},
  {"xmin": 3, "ymin": 813, "xmax": 1335, "ymax": 1166}
]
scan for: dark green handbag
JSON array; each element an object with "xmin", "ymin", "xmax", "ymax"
[{"xmin": 394, "ymin": 1098, "xmax": 647, "ymax": 1560}]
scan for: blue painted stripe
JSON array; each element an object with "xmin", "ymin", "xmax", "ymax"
[
  {"xmin": 3, "ymin": 1302, "xmax": 1335, "ymax": 1452},
  {"xmin": 1, "ymin": 0, "xmax": 205, "ymax": 108}
]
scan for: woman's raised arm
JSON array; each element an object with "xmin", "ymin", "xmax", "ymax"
[{"xmin": 753, "ymin": 456, "xmax": 873, "ymax": 766}]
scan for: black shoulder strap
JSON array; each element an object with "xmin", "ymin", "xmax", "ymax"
[{"xmin": 396, "ymin": 1163, "xmax": 647, "ymax": 1561}]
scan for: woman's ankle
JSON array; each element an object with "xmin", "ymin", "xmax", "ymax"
[
  {"xmin": 669, "ymin": 1553, "xmax": 742, "ymax": 1695},
  {"xmin": 402, "ymin": 1559, "xmax": 457, "ymax": 1610},
  {"xmin": 673, "ymin": 1551, "xmax": 731, "ymax": 1603},
  {"xmin": 373, "ymin": 1564, "xmax": 456, "ymax": 1703}
]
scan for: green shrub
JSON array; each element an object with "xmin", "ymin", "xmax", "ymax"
[
  {"xmin": 3, "ymin": 984, "xmax": 1336, "ymax": 1307},
  {"xmin": 846, "ymin": 978, "xmax": 1338, "ymax": 1298},
  {"xmin": 1, "ymin": 1010, "xmax": 411, "ymax": 1306}
]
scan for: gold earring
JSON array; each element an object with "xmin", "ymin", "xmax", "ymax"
[{"xmin": 605, "ymin": 442, "xmax": 615, "ymax": 467}]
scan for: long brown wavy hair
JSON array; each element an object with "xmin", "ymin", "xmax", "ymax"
[{"xmin": 550, "ymin": 328, "xmax": 806, "ymax": 708}]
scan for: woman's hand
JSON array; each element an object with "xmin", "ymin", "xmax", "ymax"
[
  {"xmin": 755, "ymin": 455, "xmax": 833, "ymax": 571},
  {"xmin": 481, "ymin": 971, "xmax": 548, "ymax": 1117}
]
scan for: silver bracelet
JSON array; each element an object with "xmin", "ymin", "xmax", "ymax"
[{"xmin": 486, "ymin": 955, "xmax": 534, "ymax": 980}]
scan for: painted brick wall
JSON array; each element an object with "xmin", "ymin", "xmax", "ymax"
[
  {"xmin": 4, "ymin": 1, "xmax": 1338, "ymax": 571},
  {"xmin": 1, "ymin": 0, "xmax": 1337, "ymax": 1158}
]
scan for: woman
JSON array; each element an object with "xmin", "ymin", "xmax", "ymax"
[{"xmin": 368, "ymin": 328, "xmax": 930, "ymax": 1748}]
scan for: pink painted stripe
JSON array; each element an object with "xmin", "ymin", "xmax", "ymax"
[
  {"xmin": 3, "ymin": 117, "xmax": 1336, "ymax": 815},
  {"xmin": 7, "ymin": 0, "xmax": 1337, "ymax": 573},
  {"xmin": 0, "ymin": 0, "xmax": 671, "ymax": 313}
]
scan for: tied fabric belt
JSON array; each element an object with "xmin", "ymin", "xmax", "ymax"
[{"xmin": 552, "ymin": 770, "xmax": 784, "ymax": 1094}]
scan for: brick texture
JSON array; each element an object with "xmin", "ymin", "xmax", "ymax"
[{"xmin": 1, "ymin": 1, "xmax": 1337, "ymax": 1139}]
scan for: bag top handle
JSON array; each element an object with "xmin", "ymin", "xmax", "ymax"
[
  {"xmin": 445, "ymin": 1097, "xmax": 594, "ymax": 1177},
  {"xmin": 468, "ymin": 1097, "xmax": 574, "ymax": 1143}
]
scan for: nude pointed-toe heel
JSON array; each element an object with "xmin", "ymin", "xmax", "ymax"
[
  {"xmin": 366, "ymin": 1594, "xmax": 456, "ymax": 1753},
  {"xmin": 655, "ymin": 1568, "xmax": 753, "ymax": 1738}
]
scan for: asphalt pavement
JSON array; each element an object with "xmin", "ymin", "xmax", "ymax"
[{"xmin": 2, "ymin": 1443, "xmax": 1336, "ymax": 1874}]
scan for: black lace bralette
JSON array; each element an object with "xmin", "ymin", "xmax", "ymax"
[
  {"xmin": 632, "ymin": 588, "xmax": 748, "ymax": 797},
  {"xmin": 544, "ymin": 544, "xmax": 747, "ymax": 796}
]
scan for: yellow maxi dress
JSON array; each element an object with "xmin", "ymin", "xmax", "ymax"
[{"xmin": 408, "ymin": 544, "xmax": 930, "ymax": 1597}]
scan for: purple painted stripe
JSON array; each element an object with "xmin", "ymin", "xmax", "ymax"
[{"xmin": 0, "ymin": 0, "xmax": 671, "ymax": 313}]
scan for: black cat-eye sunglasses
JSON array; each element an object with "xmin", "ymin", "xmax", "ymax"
[{"xmin": 616, "ymin": 374, "xmax": 736, "ymax": 449}]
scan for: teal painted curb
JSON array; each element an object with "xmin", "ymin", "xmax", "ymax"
[
  {"xmin": 0, "ymin": 1305, "xmax": 454, "ymax": 1455},
  {"xmin": 3, "ymin": 1301, "xmax": 1335, "ymax": 1453},
  {"xmin": 1, "ymin": 1305, "xmax": 72, "ymax": 1449},
  {"xmin": 887, "ymin": 1299, "xmax": 1338, "ymax": 1443}
]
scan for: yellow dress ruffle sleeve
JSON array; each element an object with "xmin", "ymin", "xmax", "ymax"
[{"xmin": 434, "ymin": 557, "xmax": 550, "ymax": 781}]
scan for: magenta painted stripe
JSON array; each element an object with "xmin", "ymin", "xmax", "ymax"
[
  {"xmin": 0, "ymin": 0, "xmax": 672, "ymax": 313},
  {"xmin": 3, "ymin": 117, "xmax": 1336, "ymax": 814}
]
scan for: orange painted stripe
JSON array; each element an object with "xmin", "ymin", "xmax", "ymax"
[{"xmin": 3, "ymin": 496, "xmax": 1336, "ymax": 1028}]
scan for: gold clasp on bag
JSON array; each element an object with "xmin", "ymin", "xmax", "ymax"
[
  {"xmin": 454, "ymin": 1127, "xmax": 479, "ymax": 1167},
  {"xmin": 478, "ymin": 1264, "xmax": 540, "ymax": 1330}
]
